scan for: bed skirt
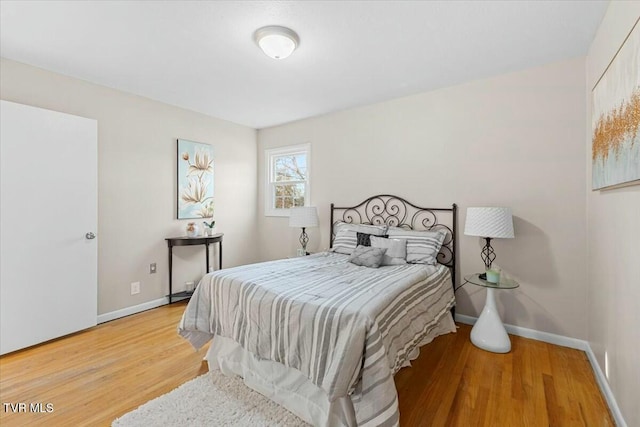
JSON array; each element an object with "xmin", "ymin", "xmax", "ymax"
[{"xmin": 205, "ymin": 312, "xmax": 456, "ymax": 427}]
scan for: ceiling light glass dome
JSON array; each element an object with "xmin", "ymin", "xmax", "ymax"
[{"xmin": 255, "ymin": 26, "xmax": 299, "ymax": 60}]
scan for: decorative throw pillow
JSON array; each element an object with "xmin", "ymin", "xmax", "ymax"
[
  {"xmin": 356, "ymin": 232, "xmax": 388, "ymax": 247},
  {"xmin": 370, "ymin": 236, "xmax": 407, "ymax": 265},
  {"xmin": 386, "ymin": 228, "xmax": 447, "ymax": 265},
  {"xmin": 331, "ymin": 229, "xmax": 358, "ymax": 255},
  {"xmin": 348, "ymin": 245, "xmax": 388, "ymax": 268}
]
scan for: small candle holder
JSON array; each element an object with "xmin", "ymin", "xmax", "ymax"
[
  {"xmin": 485, "ymin": 268, "xmax": 500, "ymax": 284},
  {"xmin": 186, "ymin": 222, "xmax": 199, "ymax": 237},
  {"xmin": 185, "ymin": 281, "xmax": 195, "ymax": 293}
]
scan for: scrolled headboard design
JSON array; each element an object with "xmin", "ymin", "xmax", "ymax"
[{"xmin": 330, "ymin": 194, "xmax": 457, "ymax": 285}]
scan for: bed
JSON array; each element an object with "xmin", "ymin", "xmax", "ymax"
[{"xmin": 179, "ymin": 195, "xmax": 458, "ymax": 427}]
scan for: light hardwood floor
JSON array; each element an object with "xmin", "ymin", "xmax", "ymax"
[{"xmin": 0, "ymin": 302, "xmax": 613, "ymax": 426}]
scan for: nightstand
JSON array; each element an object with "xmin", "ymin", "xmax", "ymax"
[
  {"xmin": 165, "ymin": 234, "xmax": 223, "ymax": 303},
  {"xmin": 464, "ymin": 273, "xmax": 519, "ymax": 353}
]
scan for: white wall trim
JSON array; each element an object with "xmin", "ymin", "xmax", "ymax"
[
  {"xmin": 455, "ymin": 313, "xmax": 587, "ymax": 350},
  {"xmin": 97, "ymin": 297, "xmax": 187, "ymax": 324},
  {"xmin": 455, "ymin": 313, "xmax": 626, "ymax": 426},
  {"xmin": 584, "ymin": 344, "xmax": 628, "ymax": 427}
]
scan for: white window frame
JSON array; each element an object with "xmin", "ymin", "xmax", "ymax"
[{"xmin": 264, "ymin": 143, "xmax": 311, "ymax": 217}]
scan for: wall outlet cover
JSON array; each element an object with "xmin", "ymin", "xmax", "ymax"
[{"xmin": 131, "ymin": 281, "xmax": 140, "ymax": 295}]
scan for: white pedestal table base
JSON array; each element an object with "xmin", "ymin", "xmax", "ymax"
[{"xmin": 470, "ymin": 287, "xmax": 511, "ymax": 353}]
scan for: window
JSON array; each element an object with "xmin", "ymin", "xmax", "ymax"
[{"xmin": 265, "ymin": 143, "xmax": 310, "ymax": 216}]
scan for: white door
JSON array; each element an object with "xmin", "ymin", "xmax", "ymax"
[{"xmin": 0, "ymin": 100, "xmax": 97, "ymax": 355}]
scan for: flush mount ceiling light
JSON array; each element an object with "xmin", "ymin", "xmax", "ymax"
[{"xmin": 254, "ymin": 26, "xmax": 299, "ymax": 60}]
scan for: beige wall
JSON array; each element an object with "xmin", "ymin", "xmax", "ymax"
[
  {"xmin": 0, "ymin": 58, "xmax": 259, "ymax": 315},
  {"xmin": 257, "ymin": 58, "xmax": 588, "ymax": 339},
  {"xmin": 586, "ymin": 4, "xmax": 640, "ymax": 426},
  {"xmin": 2, "ymin": 12, "xmax": 635, "ymax": 421}
]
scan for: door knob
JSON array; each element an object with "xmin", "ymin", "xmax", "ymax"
[{"xmin": 85, "ymin": 232, "xmax": 96, "ymax": 240}]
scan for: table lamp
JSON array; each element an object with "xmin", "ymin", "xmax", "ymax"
[
  {"xmin": 289, "ymin": 206, "xmax": 319, "ymax": 255},
  {"xmin": 464, "ymin": 207, "xmax": 514, "ymax": 279}
]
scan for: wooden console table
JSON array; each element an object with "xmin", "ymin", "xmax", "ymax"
[{"xmin": 165, "ymin": 233, "xmax": 223, "ymax": 303}]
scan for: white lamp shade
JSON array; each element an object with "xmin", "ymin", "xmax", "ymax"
[
  {"xmin": 255, "ymin": 26, "xmax": 299, "ymax": 60},
  {"xmin": 464, "ymin": 207, "xmax": 514, "ymax": 239},
  {"xmin": 289, "ymin": 206, "xmax": 318, "ymax": 228}
]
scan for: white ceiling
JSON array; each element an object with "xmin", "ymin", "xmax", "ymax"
[{"xmin": 0, "ymin": 1, "xmax": 608, "ymax": 129}]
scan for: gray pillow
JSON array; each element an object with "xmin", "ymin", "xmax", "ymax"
[
  {"xmin": 386, "ymin": 228, "xmax": 447, "ymax": 265},
  {"xmin": 348, "ymin": 245, "xmax": 388, "ymax": 268},
  {"xmin": 370, "ymin": 236, "xmax": 407, "ymax": 265},
  {"xmin": 333, "ymin": 222, "xmax": 388, "ymax": 255}
]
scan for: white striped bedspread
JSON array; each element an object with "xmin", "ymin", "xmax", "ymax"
[{"xmin": 178, "ymin": 252, "xmax": 455, "ymax": 427}]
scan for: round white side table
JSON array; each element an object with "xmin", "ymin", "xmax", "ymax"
[{"xmin": 464, "ymin": 273, "xmax": 519, "ymax": 353}]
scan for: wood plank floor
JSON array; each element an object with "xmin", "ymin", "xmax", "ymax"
[{"xmin": 0, "ymin": 302, "xmax": 613, "ymax": 426}]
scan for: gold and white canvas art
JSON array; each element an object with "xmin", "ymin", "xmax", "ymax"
[{"xmin": 591, "ymin": 19, "xmax": 640, "ymax": 190}]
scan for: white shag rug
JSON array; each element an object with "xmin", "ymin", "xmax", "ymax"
[{"xmin": 112, "ymin": 370, "xmax": 310, "ymax": 427}]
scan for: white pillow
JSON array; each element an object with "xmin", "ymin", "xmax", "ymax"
[
  {"xmin": 334, "ymin": 221, "xmax": 387, "ymax": 236},
  {"xmin": 331, "ymin": 229, "xmax": 358, "ymax": 255},
  {"xmin": 386, "ymin": 228, "xmax": 447, "ymax": 265},
  {"xmin": 370, "ymin": 236, "xmax": 407, "ymax": 266}
]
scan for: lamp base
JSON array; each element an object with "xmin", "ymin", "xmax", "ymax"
[
  {"xmin": 481, "ymin": 237, "xmax": 495, "ymax": 271},
  {"xmin": 299, "ymin": 227, "xmax": 309, "ymax": 255}
]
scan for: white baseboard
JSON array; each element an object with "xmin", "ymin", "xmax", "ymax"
[
  {"xmin": 584, "ymin": 344, "xmax": 627, "ymax": 427},
  {"xmin": 97, "ymin": 296, "xmax": 185, "ymax": 324},
  {"xmin": 455, "ymin": 313, "xmax": 626, "ymax": 427},
  {"xmin": 455, "ymin": 313, "xmax": 588, "ymax": 350}
]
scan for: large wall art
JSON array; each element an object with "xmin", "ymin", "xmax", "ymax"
[
  {"xmin": 177, "ymin": 139, "xmax": 214, "ymax": 219},
  {"xmin": 592, "ymin": 19, "xmax": 640, "ymax": 190}
]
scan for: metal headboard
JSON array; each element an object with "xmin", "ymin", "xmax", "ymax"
[{"xmin": 330, "ymin": 194, "xmax": 458, "ymax": 293}]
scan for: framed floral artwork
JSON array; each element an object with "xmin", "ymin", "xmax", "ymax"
[
  {"xmin": 591, "ymin": 18, "xmax": 640, "ymax": 190},
  {"xmin": 177, "ymin": 139, "xmax": 214, "ymax": 219}
]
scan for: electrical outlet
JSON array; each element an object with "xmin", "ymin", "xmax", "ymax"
[
  {"xmin": 149, "ymin": 263, "xmax": 157, "ymax": 274},
  {"xmin": 131, "ymin": 281, "xmax": 140, "ymax": 295}
]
